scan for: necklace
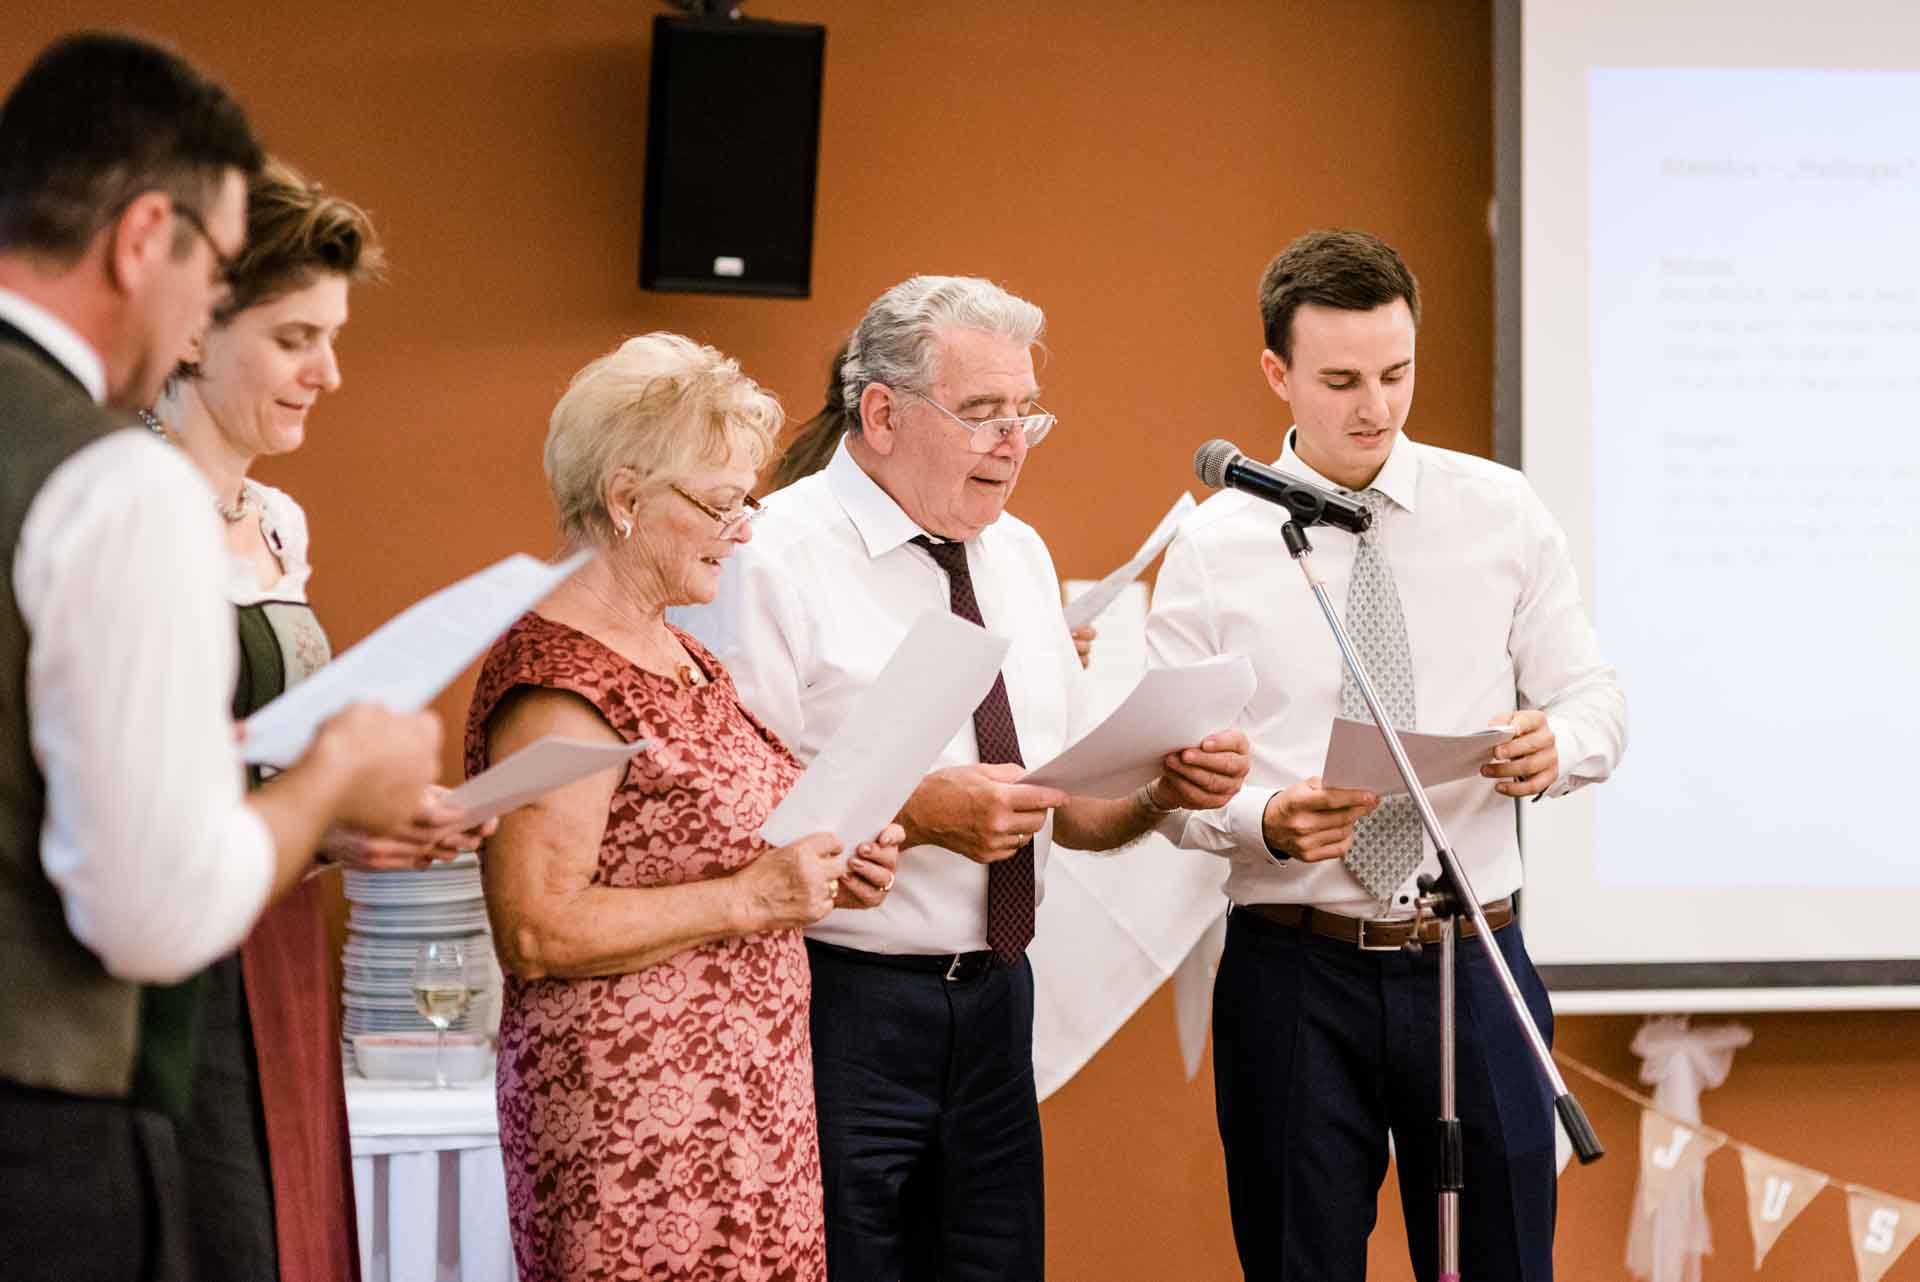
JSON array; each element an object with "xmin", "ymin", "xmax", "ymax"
[
  {"xmin": 579, "ymin": 578, "xmax": 705, "ymax": 688},
  {"xmin": 138, "ymin": 408, "xmax": 255, "ymax": 525}
]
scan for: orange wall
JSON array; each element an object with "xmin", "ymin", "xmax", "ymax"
[{"xmin": 10, "ymin": 3, "xmax": 1920, "ymax": 1279}]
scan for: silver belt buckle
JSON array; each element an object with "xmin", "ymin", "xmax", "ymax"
[
  {"xmin": 945, "ymin": 954, "xmax": 965, "ymax": 982},
  {"xmin": 1355, "ymin": 917, "xmax": 1404, "ymax": 952}
]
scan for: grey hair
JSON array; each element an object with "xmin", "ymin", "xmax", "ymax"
[{"xmin": 840, "ymin": 275, "xmax": 1045, "ymax": 419}]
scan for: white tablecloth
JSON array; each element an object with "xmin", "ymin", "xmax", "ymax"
[{"xmin": 346, "ymin": 1076, "xmax": 516, "ymax": 1282}]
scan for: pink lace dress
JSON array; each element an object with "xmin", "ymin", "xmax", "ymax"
[{"xmin": 464, "ymin": 614, "xmax": 823, "ymax": 1282}]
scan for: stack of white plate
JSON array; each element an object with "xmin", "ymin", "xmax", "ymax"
[{"xmin": 340, "ymin": 854, "xmax": 497, "ymax": 1068}]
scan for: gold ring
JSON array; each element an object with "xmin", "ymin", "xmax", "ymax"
[{"xmin": 826, "ymin": 879, "xmax": 840, "ymax": 898}]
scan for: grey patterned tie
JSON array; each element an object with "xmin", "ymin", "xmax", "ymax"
[{"xmin": 1338, "ymin": 489, "xmax": 1425, "ymax": 902}]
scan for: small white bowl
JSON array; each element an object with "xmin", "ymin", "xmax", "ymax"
[{"xmin": 352, "ymin": 1032, "xmax": 492, "ymax": 1083}]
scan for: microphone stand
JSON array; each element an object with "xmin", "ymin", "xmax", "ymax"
[{"xmin": 1277, "ymin": 515, "xmax": 1603, "ymax": 1282}]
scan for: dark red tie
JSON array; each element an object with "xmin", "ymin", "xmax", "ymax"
[{"xmin": 912, "ymin": 536, "xmax": 1034, "ymax": 964}]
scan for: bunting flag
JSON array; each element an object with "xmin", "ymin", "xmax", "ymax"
[
  {"xmin": 1559, "ymin": 1050, "xmax": 1920, "ymax": 1282},
  {"xmin": 1738, "ymin": 1147, "xmax": 1829, "ymax": 1270},
  {"xmin": 1846, "ymin": 1189, "xmax": 1920, "ymax": 1282},
  {"xmin": 1636, "ymin": 1109, "xmax": 1725, "ymax": 1217}
]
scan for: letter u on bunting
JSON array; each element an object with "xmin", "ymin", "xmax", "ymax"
[
  {"xmin": 1738, "ymin": 1147, "xmax": 1829, "ymax": 1270},
  {"xmin": 1847, "ymin": 1188, "xmax": 1920, "ymax": 1282},
  {"xmin": 1637, "ymin": 1110, "xmax": 1725, "ymax": 1217}
]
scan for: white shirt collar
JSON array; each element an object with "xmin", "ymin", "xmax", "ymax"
[
  {"xmin": 824, "ymin": 434, "xmax": 944, "ymax": 558},
  {"xmin": 0, "ymin": 288, "xmax": 107, "ymax": 404},
  {"xmin": 1276, "ymin": 425, "xmax": 1419, "ymax": 513}
]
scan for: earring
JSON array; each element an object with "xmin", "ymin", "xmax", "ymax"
[{"xmin": 617, "ymin": 518, "xmax": 633, "ymax": 540}]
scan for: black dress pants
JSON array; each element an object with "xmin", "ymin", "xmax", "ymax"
[
  {"xmin": 0, "ymin": 1081, "xmax": 188, "ymax": 1282},
  {"xmin": 1213, "ymin": 907, "xmax": 1558, "ymax": 1282},
  {"xmin": 807, "ymin": 940, "xmax": 1046, "ymax": 1282}
]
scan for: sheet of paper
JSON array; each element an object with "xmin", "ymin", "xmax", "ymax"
[
  {"xmin": 242, "ymin": 550, "xmax": 590, "ymax": 767},
  {"xmin": 1319, "ymin": 718, "xmax": 1516, "ymax": 797},
  {"xmin": 447, "ymin": 735, "xmax": 649, "ymax": 826},
  {"xmin": 761, "ymin": 610, "xmax": 1010, "ymax": 852},
  {"xmin": 1062, "ymin": 492, "xmax": 1196, "ymax": 630},
  {"xmin": 1022, "ymin": 654, "xmax": 1256, "ymax": 799}
]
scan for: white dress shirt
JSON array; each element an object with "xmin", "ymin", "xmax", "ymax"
[
  {"xmin": 4, "ymin": 288, "xmax": 273, "ymax": 983},
  {"xmin": 1148, "ymin": 429, "xmax": 1627, "ymax": 918},
  {"xmin": 675, "ymin": 438, "xmax": 1091, "ymax": 954}
]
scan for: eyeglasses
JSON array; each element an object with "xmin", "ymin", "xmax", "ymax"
[
  {"xmin": 905, "ymin": 388, "xmax": 1056, "ymax": 454},
  {"xmin": 171, "ymin": 201, "xmax": 239, "ymax": 289},
  {"xmin": 670, "ymin": 484, "xmax": 764, "ymax": 538}
]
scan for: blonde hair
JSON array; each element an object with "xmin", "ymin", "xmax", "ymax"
[{"xmin": 543, "ymin": 332, "xmax": 782, "ymax": 544}]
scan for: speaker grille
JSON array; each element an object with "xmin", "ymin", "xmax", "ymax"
[{"xmin": 640, "ymin": 17, "xmax": 827, "ymax": 297}]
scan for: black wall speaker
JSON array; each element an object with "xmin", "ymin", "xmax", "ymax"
[{"xmin": 639, "ymin": 15, "xmax": 827, "ymax": 298}]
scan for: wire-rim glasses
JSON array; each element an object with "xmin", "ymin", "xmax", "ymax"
[
  {"xmin": 904, "ymin": 388, "xmax": 1056, "ymax": 453},
  {"xmin": 670, "ymin": 484, "xmax": 764, "ymax": 538}
]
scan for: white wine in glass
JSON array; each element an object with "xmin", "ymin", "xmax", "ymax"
[{"xmin": 410, "ymin": 939, "xmax": 474, "ymax": 1089}]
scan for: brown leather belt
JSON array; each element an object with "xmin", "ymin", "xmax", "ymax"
[{"xmin": 1241, "ymin": 898, "xmax": 1514, "ymax": 951}]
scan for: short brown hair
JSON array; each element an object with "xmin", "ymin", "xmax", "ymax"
[
  {"xmin": 0, "ymin": 31, "xmax": 262, "ymax": 263},
  {"xmin": 1258, "ymin": 229, "xmax": 1420, "ymax": 364},
  {"xmin": 216, "ymin": 156, "xmax": 384, "ymax": 323}
]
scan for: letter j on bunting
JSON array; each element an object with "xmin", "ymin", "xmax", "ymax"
[{"xmin": 1637, "ymin": 1110, "xmax": 1724, "ymax": 1217}]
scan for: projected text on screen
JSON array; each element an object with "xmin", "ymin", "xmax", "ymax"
[{"xmin": 1589, "ymin": 67, "xmax": 1920, "ymax": 888}]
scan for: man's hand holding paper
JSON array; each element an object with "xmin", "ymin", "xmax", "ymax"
[
  {"xmin": 1481, "ymin": 708, "xmax": 1559, "ymax": 798},
  {"xmin": 900, "ymin": 765, "xmax": 1068, "ymax": 865},
  {"xmin": 1146, "ymin": 730, "xmax": 1253, "ymax": 811}
]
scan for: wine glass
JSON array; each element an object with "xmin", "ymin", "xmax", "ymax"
[{"xmin": 410, "ymin": 939, "xmax": 475, "ymax": 1089}]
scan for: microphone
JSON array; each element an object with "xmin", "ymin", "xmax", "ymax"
[{"xmin": 1192, "ymin": 439, "xmax": 1371, "ymax": 535}]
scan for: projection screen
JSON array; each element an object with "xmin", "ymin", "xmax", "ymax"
[{"xmin": 1507, "ymin": 0, "xmax": 1920, "ymax": 1010}]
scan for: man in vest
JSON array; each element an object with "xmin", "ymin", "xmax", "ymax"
[{"xmin": 0, "ymin": 33, "xmax": 442, "ymax": 1280}]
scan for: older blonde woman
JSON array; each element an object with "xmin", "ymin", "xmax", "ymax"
[{"xmin": 465, "ymin": 333, "xmax": 901, "ymax": 1282}]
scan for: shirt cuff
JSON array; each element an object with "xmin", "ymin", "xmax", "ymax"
[
  {"xmin": 1543, "ymin": 712, "xmax": 1600, "ymax": 798},
  {"xmin": 1227, "ymin": 787, "xmax": 1287, "ymax": 865}
]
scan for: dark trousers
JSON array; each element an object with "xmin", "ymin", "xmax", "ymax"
[
  {"xmin": 0, "ymin": 1081, "xmax": 188, "ymax": 1282},
  {"xmin": 807, "ymin": 941, "xmax": 1046, "ymax": 1282},
  {"xmin": 1213, "ymin": 908, "xmax": 1557, "ymax": 1282},
  {"xmin": 178, "ymin": 952, "xmax": 279, "ymax": 1280}
]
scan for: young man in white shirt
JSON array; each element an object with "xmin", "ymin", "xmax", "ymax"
[
  {"xmin": 0, "ymin": 33, "xmax": 446, "ymax": 1281},
  {"xmin": 681, "ymin": 274, "xmax": 1250, "ymax": 1282},
  {"xmin": 1148, "ymin": 230, "xmax": 1627, "ymax": 1282}
]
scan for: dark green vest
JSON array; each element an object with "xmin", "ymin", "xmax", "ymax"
[{"xmin": 0, "ymin": 328, "xmax": 146, "ymax": 1099}]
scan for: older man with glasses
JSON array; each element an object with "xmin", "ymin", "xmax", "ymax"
[{"xmin": 679, "ymin": 274, "xmax": 1250, "ymax": 1282}]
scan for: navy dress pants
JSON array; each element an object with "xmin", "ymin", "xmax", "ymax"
[
  {"xmin": 807, "ymin": 940, "xmax": 1046, "ymax": 1282},
  {"xmin": 1213, "ymin": 907, "xmax": 1557, "ymax": 1282}
]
